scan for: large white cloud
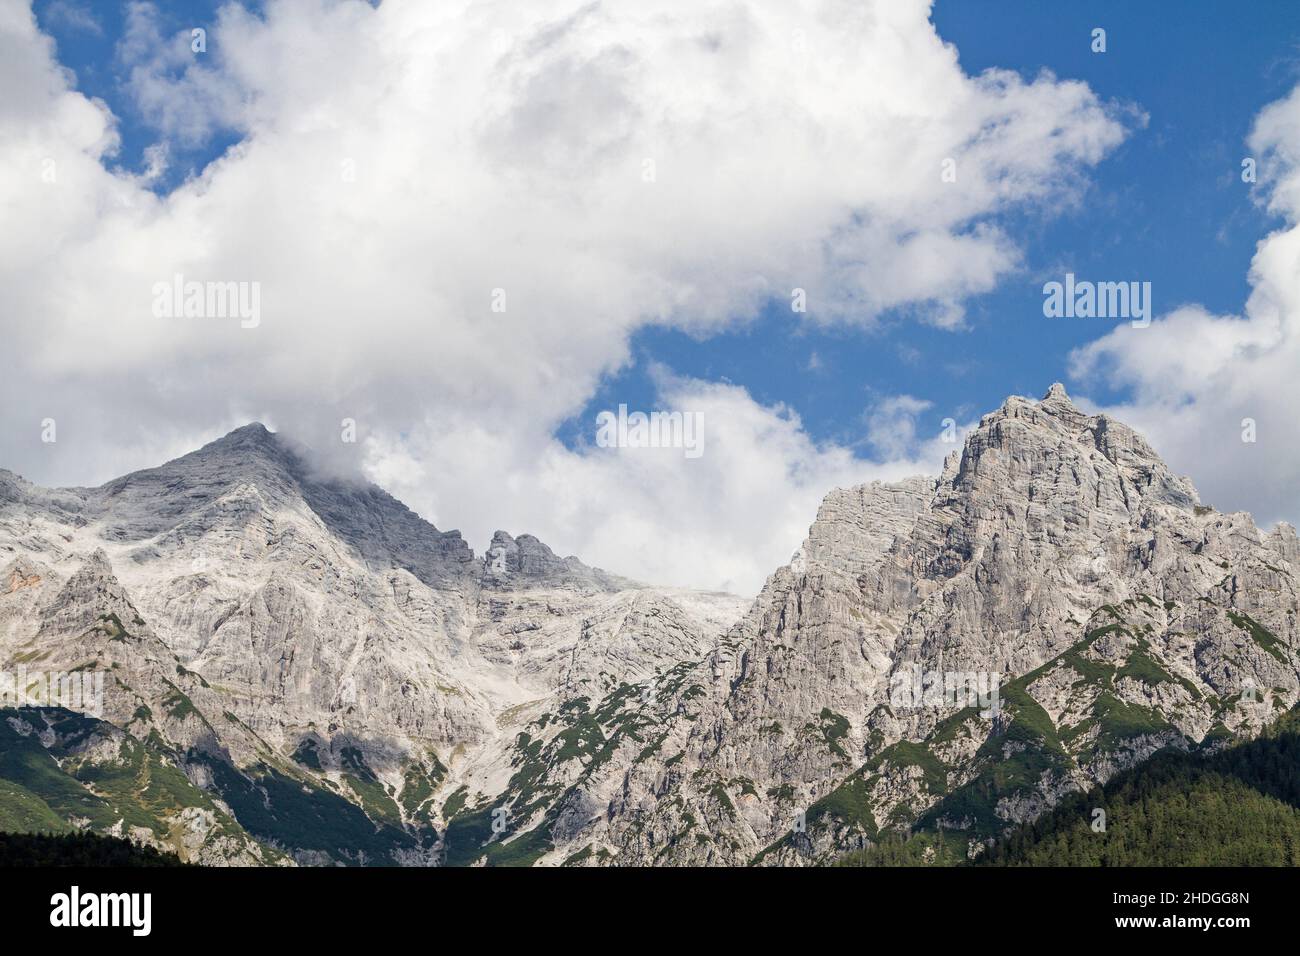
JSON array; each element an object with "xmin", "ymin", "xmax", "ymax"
[
  {"xmin": 1, "ymin": 0, "xmax": 1127, "ymax": 593},
  {"xmin": 1070, "ymin": 84, "xmax": 1300, "ymax": 532}
]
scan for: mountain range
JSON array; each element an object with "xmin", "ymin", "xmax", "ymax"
[{"xmin": 1, "ymin": 384, "xmax": 1297, "ymax": 865}]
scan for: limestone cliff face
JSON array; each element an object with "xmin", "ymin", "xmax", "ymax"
[
  {"xmin": 0, "ymin": 425, "xmax": 744, "ymax": 864},
  {"xmin": 2, "ymin": 385, "xmax": 1296, "ymax": 866},
  {"xmin": 509, "ymin": 385, "xmax": 1300, "ymax": 865}
]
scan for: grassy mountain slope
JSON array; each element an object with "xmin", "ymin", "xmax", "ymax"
[
  {"xmin": 836, "ymin": 708, "xmax": 1300, "ymax": 866},
  {"xmin": 759, "ymin": 595, "xmax": 1293, "ymax": 865}
]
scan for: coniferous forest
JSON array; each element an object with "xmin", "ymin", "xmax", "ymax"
[{"xmin": 0, "ymin": 831, "xmax": 185, "ymax": 867}]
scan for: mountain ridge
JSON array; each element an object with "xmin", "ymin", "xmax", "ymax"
[
  {"xmin": 2, "ymin": 420, "xmax": 640, "ymax": 593},
  {"xmin": 2, "ymin": 383, "xmax": 1297, "ymax": 866}
]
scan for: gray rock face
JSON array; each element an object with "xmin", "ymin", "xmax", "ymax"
[
  {"xmin": 482, "ymin": 531, "xmax": 631, "ymax": 592},
  {"xmin": 2, "ymin": 384, "xmax": 1297, "ymax": 866},
  {"xmin": 0, "ymin": 424, "xmax": 744, "ymax": 864},
  {"xmin": 496, "ymin": 385, "xmax": 1300, "ymax": 865}
]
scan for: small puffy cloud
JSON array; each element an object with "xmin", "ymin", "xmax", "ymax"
[
  {"xmin": 864, "ymin": 394, "xmax": 934, "ymax": 461},
  {"xmin": 40, "ymin": 1, "xmax": 102, "ymax": 36}
]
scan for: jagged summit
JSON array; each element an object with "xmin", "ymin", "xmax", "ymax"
[
  {"xmin": 146, "ymin": 420, "xmax": 294, "ymax": 473},
  {"xmin": 92, "ymin": 420, "xmax": 298, "ymax": 511},
  {"xmin": 483, "ymin": 530, "xmax": 632, "ymax": 591},
  {"xmin": 949, "ymin": 381, "xmax": 1201, "ymax": 514},
  {"xmin": 195, "ymin": 420, "xmax": 283, "ymax": 458},
  {"xmin": 155, "ymin": 424, "xmax": 632, "ymax": 590},
  {"xmin": 1035, "ymin": 380, "xmax": 1087, "ymax": 419},
  {"xmin": 211, "ymin": 420, "xmax": 275, "ymax": 441},
  {"xmin": 68, "ymin": 422, "xmax": 473, "ymax": 583}
]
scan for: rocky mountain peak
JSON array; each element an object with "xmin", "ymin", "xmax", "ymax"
[
  {"xmin": 210, "ymin": 420, "xmax": 275, "ymax": 443},
  {"xmin": 0, "ymin": 418, "xmax": 746, "ymax": 867},
  {"xmin": 482, "ymin": 530, "xmax": 631, "ymax": 592},
  {"xmin": 556, "ymin": 386, "xmax": 1300, "ymax": 868},
  {"xmin": 193, "ymin": 421, "xmax": 289, "ymax": 466},
  {"xmin": 153, "ymin": 421, "xmax": 288, "ymax": 472},
  {"xmin": 73, "ymin": 422, "xmax": 474, "ymax": 585},
  {"xmin": 947, "ymin": 382, "xmax": 1200, "ymax": 516},
  {"xmin": 789, "ymin": 382, "xmax": 1200, "ymax": 598},
  {"xmin": 1042, "ymin": 381, "xmax": 1070, "ymax": 402},
  {"xmin": 1034, "ymin": 381, "xmax": 1093, "ymax": 426}
]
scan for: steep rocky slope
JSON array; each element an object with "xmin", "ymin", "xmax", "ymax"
[
  {"xmin": 505, "ymin": 385, "xmax": 1300, "ymax": 865},
  {"xmin": 0, "ymin": 425, "xmax": 744, "ymax": 864}
]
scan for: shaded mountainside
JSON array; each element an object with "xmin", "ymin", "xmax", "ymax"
[{"xmin": 1, "ymin": 384, "xmax": 1298, "ymax": 865}]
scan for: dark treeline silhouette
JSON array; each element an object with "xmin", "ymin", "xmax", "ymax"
[{"xmin": 0, "ymin": 831, "xmax": 185, "ymax": 867}]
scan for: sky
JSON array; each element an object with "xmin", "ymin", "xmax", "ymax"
[{"xmin": 4, "ymin": 0, "xmax": 1300, "ymax": 595}]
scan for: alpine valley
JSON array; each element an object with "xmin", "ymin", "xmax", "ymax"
[{"xmin": 2, "ymin": 384, "xmax": 1298, "ymax": 866}]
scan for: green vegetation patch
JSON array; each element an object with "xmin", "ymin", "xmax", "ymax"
[{"xmin": 1226, "ymin": 610, "xmax": 1288, "ymax": 664}]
